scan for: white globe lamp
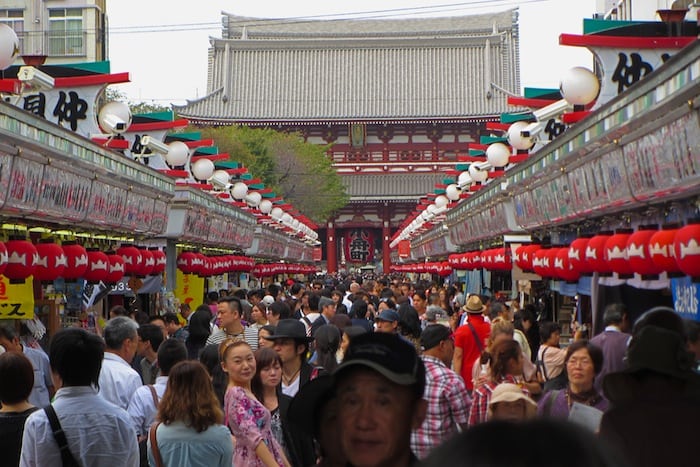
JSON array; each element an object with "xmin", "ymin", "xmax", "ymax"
[
  {"xmin": 560, "ymin": 66, "xmax": 600, "ymax": 106},
  {"xmin": 270, "ymin": 207, "xmax": 284, "ymax": 221},
  {"xmin": 507, "ymin": 121, "xmax": 534, "ymax": 151},
  {"xmin": 245, "ymin": 191, "xmax": 262, "ymax": 208},
  {"xmin": 231, "ymin": 182, "xmax": 249, "ymax": 200},
  {"xmin": 486, "ymin": 143, "xmax": 511, "ymax": 168},
  {"xmin": 445, "ymin": 184, "xmax": 461, "ymax": 201},
  {"xmin": 0, "ymin": 25, "xmax": 20, "ymax": 70},
  {"xmin": 98, "ymin": 101, "xmax": 132, "ymax": 135},
  {"xmin": 191, "ymin": 158, "xmax": 215, "ymax": 181},
  {"xmin": 259, "ymin": 199, "xmax": 273, "ymax": 214},
  {"xmin": 468, "ymin": 164, "xmax": 488, "ymax": 183},
  {"xmin": 457, "ymin": 171, "xmax": 472, "ymax": 188},
  {"xmin": 165, "ymin": 141, "xmax": 189, "ymax": 167},
  {"xmin": 434, "ymin": 195, "xmax": 449, "ymax": 209},
  {"xmin": 210, "ymin": 170, "xmax": 230, "ymax": 189}
]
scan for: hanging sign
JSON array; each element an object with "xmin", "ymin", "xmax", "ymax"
[
  {"xmin": 671, "ymin": 276, "xmax": 700, "ymax": 322},
  {"xmin": 0, "ymin": 274, "xmax": 34, "ymax": 319},
  {"xmin": 174, "ymin": 269, "xmax": 204, "ymax": 307},
  {"xmin": 344, "ymin": 229, "xmax": 374, "ymax": 263}
]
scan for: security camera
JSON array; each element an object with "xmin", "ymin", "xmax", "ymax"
[
  {"xmin": 520, "ymin": 121, "xmax": 546, "ymax": 139},
  {"xmin": 17, "ymin": 66, "xmax": 55, "ymax": 90},
  {"xmin": 141, "ymin": 135, "xmax": 171, "ymax": 154},
  {"xmin": 101, "ymin": 114, "xmax": 128, "ymax": 134},
  {"xmin": 472, "ymin": 161, "xmax": 492, "ymax": 171},
  {"xmin": 532, "ymin": 99, "xmax": 573, "ymax": 123}
]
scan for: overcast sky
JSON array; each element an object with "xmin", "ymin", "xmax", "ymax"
[{"xmin": 106, "ymin": 0, "xmax": 597, "ymax": 105}]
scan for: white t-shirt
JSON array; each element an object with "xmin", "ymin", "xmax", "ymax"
[{"xmin": 281, "ymin": 376, "xmax": 300, "ymax": 398}]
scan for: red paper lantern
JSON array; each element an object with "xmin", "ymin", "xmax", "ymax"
[
  {"xmin": 193, "ymin": 253, "xmax": 207, "ymax": 277},
  {"xmin": 150, "ymin": 248, "xmax": 166, "ymax": 275},
  {"xmin": 545, "ymin": 247, "xmax": 561, "ymax": 278},
  {"xmin": 84, "ymin": 249, "xmax": 110, "ymax": 283},
  {"xmin": 627, "ymin": 226, "xmax": 663, "ymax": 279},
  {"xmin": 586, "ymin": 232, "xmax": 613, "ymax": 275},
  {"xmin": 605, "ymin": 229, "xmax": 634, "ymax": 278},
  {"xmin": 492, "ymin": 247, "xmax": 511, "ymax": 271},
  {"xmin": 568, "ymin": 237, "xmax": 592, "ymax": 275},
  {"xmin": 34, "ymin": 241, "xmax": 66, "ymax": 281},
  {"xmin": 117, "ymin": 244, "xmax": 143, "ymax": 276},
  {"xmin": 555, "ymin": 248, "xmax": 580, "ymax": 283},
  {"xmin": 0, "ymin": 242, "xmax": 7, "ymax": 277},
  {"xmin": 177, "ymin": 251, "xmax": 197, "ymax": 274},
  {"xmin": 137, "ymin": 248, "xmax": 155, "ymax": 277},
  {"xmin": 516, "ymin": 244, "xmax": 540, "ymax": 272},
  {"xmin": 673, "ymin": 220, "xmax": 700, "ymax": 280},
  {"xmin": 62, "ymin": 242, "xmax": 88, "ymax": 280},
  {"xmin": 532, "ymin": 248, "xmax": 550, "ymax": 278},
  {"xmin": 4, "ymin": 238, "xmax": 37, "ymax": 283},
  {"xmin": 649, "ymin": 224, "xmax": 682, "ymax": 277},
  {"xmin": 106, "ymin": 252, "xmax": 125, "ymax": 284}
]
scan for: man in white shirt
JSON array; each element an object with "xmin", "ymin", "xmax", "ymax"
[
  {"xmin": 20, "ymin": 328, "xmax": 138, "ymax": 467},
  {"xmin": 127, "ymin": 339, "xmax": 188, "ymax": 436},
  {"xmin": 98, "ymin": 316, "xmax": 142, "ymax": 410}
]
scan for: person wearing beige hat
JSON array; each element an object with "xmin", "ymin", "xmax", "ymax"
[
  {"xmin": 488, "ymin": 383, "xmax": 537, "ymax": 422},
  {"xmin": 453, "ymin": 295, "xmax": 491, "ymax": 393}
]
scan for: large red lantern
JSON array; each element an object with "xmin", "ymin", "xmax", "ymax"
[
  {"xmin": 517, "ymin": 244, "xmax": 540, "ymax": 272},
  {"xmin": 605, "ymin": 229, "xmax": 634, "ymax": 278},
  {"xmin": 627, "ymin": 226, "xmax": 663, "ymax": 279},
  {"xmin": 586, "ymin": 232, "xmax": 613, "ymax": 275},
  {"xmin": 673, "ymin": 220, "xmax": 700, "ymax": 281},
  {"xmin": 34, "ymin": 241, "xmax": 66, "ymax": 282},
  {"xmin": 568, "ymin": 237, "xmax": 592, "ymax": 275},
  {"xmin": 0, "ymin": 242, "xmax": 7, "ymax": 277},
  {"xmin": 555, "ymin": 247, "xmax": 580, "ymax": 282},
  {"xmin": 545, "ymin": 247, "xmax": 561, "ymax": 278},
  {"xmin": 62, "ymin": 242, "xmax": 88, "ymax": 280},
  {"xmin": 117, "ymin": 244, "xmax": 143, "ymax": 276},
  {"xmin": 4, "ymin": 238, "xmax": 37, "ymax": 283},
  {"xmin": 177, "ymin": 251, "xmax": 198, "ymax": 274},
  {"xmin": 532, "ymin": 248, "xmax": 550, "ymax": 278},
  {"xmin": 84, "ymin": 249, "xmax": 110, "ymax": 283},
  {"xmin": 106, "ymin": 252, "xmax": 125, "ymax": 284},
  {"xmin": 150, "ymin": 248, "xmax": 166, "ymax": 275},
  {"xmin": 649, "ymin": 224, "xmax": 682, "ymax": 277},
  {"xmin": 136, "ymin": 248, "xmax": 155, "ymax": 277}
]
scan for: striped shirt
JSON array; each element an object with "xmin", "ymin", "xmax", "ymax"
[{"xmin": 206, "ymin": 326, "xmax": 259, "ymax": 350}]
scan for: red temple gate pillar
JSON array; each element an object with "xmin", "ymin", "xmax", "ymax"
[{"xmin": 326, "ymin": 222, "xmax": 338, "ymax": 274}]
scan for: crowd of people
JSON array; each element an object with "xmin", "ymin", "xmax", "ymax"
[{"xmin": 1, "ymin": 274, "xmax": 699, "ymax": 467}]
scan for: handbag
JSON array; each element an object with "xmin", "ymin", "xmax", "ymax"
[
  {"xmin": 149, "ymin": 422, "xmax": 164, "ymax": 467},
  {"xmin": 44, "ymin": 405, "xmax": 80, "ymax": 467}
]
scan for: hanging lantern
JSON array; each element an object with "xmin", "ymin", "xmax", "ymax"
[
  {"xmin": 486, "ymin": 142, "xmax": 511, "ymax": 168},
  {"xmin": 515, "ymin": 244, "xmax": 539, "ymax": 272},
  {"xmin": 507, "ymin": 121, "xmax": 534, "ymax": 151},
  {"xmin": 555, "ymin": 248, "xmax": 580, "ymax": 283},
  {"xmin": 193, "ymin": 253, "xmax": 207, "ymax": 277},
  {"xmin": 586, "ymin": 232, "xmax": 613, "ymax": 275},
  {"xmin": 177, "ymin": 251, "xmax": 198, "ymax": 274},
  {"xmin": 117, "ymin": 244, "xmax": 143, "ymax": 276},
  {"xmin": 4, "ymin": 238, "xmax": 38, "ymax": 283},
  {"xmin": 106, "ymin": 252, "xmax": 126, "ymax": 284},
  {"xmin": 545, "ymin": 247, "xmax": 561, "ymax": 278},
  {"xmin": 605, "ymin": 229, "xmax": 634, "ymax": 279},
  {"xmin": 84, "ymin": 249, "xmax": 110, "ymax": 283},
  {"xmin": 532, "ymin": 247, "xmax": 551, "ymax": 278},
  {"xmin": 34, "ymin": 241, "xmax": 67, "ymax": 282},
  {"xmin": 568, "ymin": 237, "xmax": 593, "ymax": 275},
  {"xmin": 470, "ymin": 250, "xmax": 482, "ymax": 270},
  {"xmin": 627, "ymin": 226, "xmax": 663, "ymax": 279},
  {"xmin": 673, "ymin": 220, "xmax": 700, "ymax": 281},
  {"xmin": 0, "ymin": 242, "xmax": 7, "ymax": 277},
  {"xmin": 492, "ymin": 247, "xmax": 511, "ymax": 271},
  {"xmin": 135, "ymin": 248, "xmax": 155, "ymax": 277},
  {"xmin": 62, "ymin": 241, "xmax": 89, "ymax": 280},
  {"xmin": 150, "ymin": 248, "xmax": 167, "ymax": 275},
  {"xmin": 649, "ymin": 224, "xmax": 683, "ymax": 277}
]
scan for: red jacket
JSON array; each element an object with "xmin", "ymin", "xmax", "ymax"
[{"xmin": 454, "ymin": 314, "xmax": 490, "ymax": 391}]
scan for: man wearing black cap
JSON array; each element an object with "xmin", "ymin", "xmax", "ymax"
[
  {"xmin": 334, "ymin": 332, "xmax": 427, "ymax": 467},
  {"xmin": 265, "ymin": 319, "xmax": 315, "ymax": 398},
  {"xmin": 411, "ymin": 325, "xmax": 471, "ymax": 459}
]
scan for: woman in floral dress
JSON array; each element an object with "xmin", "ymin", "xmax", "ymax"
[{"xmin": 220, "ymin": 339, "xmax": 291, "ymax": 467}]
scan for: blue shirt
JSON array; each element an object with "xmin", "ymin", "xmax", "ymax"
[
  {"xmin": 20, "ymin": 386, "xmax": 139, "ymax": 467},
  {"xmin": 22, "ymin": 345, "xmax": 53, "ymax": 408},
  {"xmin": 148, "ymin": 421, "xmax": 233, "ymax": 467}
]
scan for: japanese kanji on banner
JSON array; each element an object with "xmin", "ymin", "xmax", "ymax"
[
  {"xmin": 0, "ymin": 275, "xmax": 35, "ymax": 319},
  {"xmin": 344, "ymin": 229, "xmax": 374, "ymax": 263},
  {"xmin": 175, "ymin": 270, "xmax": 204, "ymax": 308}
]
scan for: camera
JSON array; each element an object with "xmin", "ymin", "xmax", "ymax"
[{"xmin": 17, "ymin": 66, "xmax": 55, "ymax": 90}]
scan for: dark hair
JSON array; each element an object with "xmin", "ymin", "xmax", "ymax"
[
  {"xmin": 348, "ymin": 300, "xmax": 368, "ymax": 320},
  {"xmin": 218, "ymin": 296, "xmax": 242, "ymax": 315},
  {"xmin": 0, "ymin": 325, "xmax": 17, "ymax": 342},
  {"xmin": 134, "ymin": 311, "xmax": 150, "ymax": 325},
  {"xmin": 137, "ymin": 324, "xmax": 164, "ymax": 352},
  {"xmin": 489, "ymin": 302, "xmax": 506, "ymax": 320},
  {"xmin": 109, "ymin": 305, "xmax": 128, "ymax": 317},
  {"xmin": 565, "ymin": 340, "xmax": 604, "ymax": 375},
  {"xmin": 158, "ymin": 339, "xmax": 188, "ymax": 376},
  {"xmin": 685, "ymin": 319, "xmax": 700, "ymax": 344},
  {"xmin": 269, "ymin": 301, "xmax": 291, "ymax": 320},
  {"xmin": 50, "ymin": 328, "xmax": 104, "ymax": 388},
  {"xmin": 187, "ymin": 306, "xmax": 214, "ymax": 344},
  {"xmin": 603, "ymin": 303, "xmax": 626, "ymax": 327},
  {"xmin": 157, "ymin": 361, "xmax": 223, "ymax": 432},
  {"xmin": 398, "ymin": 302, "xmax": 422, "ymax": 338},
  {"xmin": 259, "ymin": 324, "xmax": 276, "ymax": 338},
  {"xmin": 162, "ymin": 312, "xmax": 180, "ymax": 325},
  {"xmin": 0, "ymin": 351, "xmax": 34, "ymax": 404},
  {"xmin": 207, "ymin": 291, "xmax": 219, "ymax": 303},
  {"xmin": 308, "ymin": 293, "xmax": 321, "ymax": 313},
  {"xmin": 199, "ymin": 344, "xmax": 226, "ymax": 407},
  {"xmin": 290, "ymin": 282, "xmax": 304, "ymax": 295},
  {"xmin": 633, "ymin": 306, "xmax": 685, "ymax": 337},
  {"xmin": 489, "ymin": 339, "xmax": 522, "ymax": 381},
  {"xmin": 248, "ymin": 289, "xmax": 263, "ymax": 300},
  {"xmin": 313, "ymin": 325, "xmax": 341, "ymax": 373},
  {"xmin": 342, "ymin": 325, "xmax": 368, "ymax": 343},
  {"xmin": 251, "ymin": 347, "xmax": 282, "ymax": 402},
  {"xmin": 413, "ymin": 288, "xmax": 427, "ymax": 301},
  {"xmin": 539, "ymin": 321, "xmax": 561, "ymax": 342},
  {"xmin": 423, "ymin": 419, "xmax": 626, "ymax": 467}
]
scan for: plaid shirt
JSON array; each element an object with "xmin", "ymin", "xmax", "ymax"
[
  {"xmin": 411, "ymin": 355, "xmax": 472, "ymax": 459},
  {"xmin": 467, "ymin": 374, "xmax": 529, "ymax": 427}
]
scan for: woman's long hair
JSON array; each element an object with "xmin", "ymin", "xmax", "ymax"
[
  {"xmin": 157, "ymin": 361, "xmax": 223, "ymax": 432},
  {"xmin": 397, "ymin": 302, "xmax": 422, "ymax": 338},
  {"xmin": 251, "ymin": 347, "xmax": 282, "ymax": 403},
  {"xmin": 313, "ymin": 324, "xmax": 341, "ymax": 373},
  {"xmin": 489, "ymin": 339, "xmax": 521, "ymax": 382}
]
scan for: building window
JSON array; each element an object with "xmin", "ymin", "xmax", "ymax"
[
  {"xmin": 48, "ymin": 8, "xmax": 83, "ymax": 57},
  {"xmin": 0, "ymin": 9, "xmax": 24, "ymax": 53}
]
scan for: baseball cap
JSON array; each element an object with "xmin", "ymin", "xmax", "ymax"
[
  {"xmin": 261, "ymin": 295, "xmax": 275, "ymax": 307},
  {"xmin": 334, "ymin": 332, "xmax": 423, "ymax": 390},
  {"xmin": 375, "ymin": 309, "xmax": 399, "ymax": 323},
  {"xmin": 420, "ymin": 324, "xmax": 453, "ymax": 351}
]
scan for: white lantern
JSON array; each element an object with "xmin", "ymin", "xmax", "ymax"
[
  {"xmin": 231, "ymin": 182, "xmax": 249, "ymax": 200},
  {"xmin": 259, "ymin": 199, "xmax": 273, "ymax": 214},
  {"xmin": 210, "ymin": 170, "xmax": 231, "ymax": 189},
  {"xmin": 165, "ymin": 141, "xmax": 189, "ymax": 167},
  {"xmin": 98, "ymin": 101, "xmax": 132, "ymax": 135},
  {"xmin": 420, "ymin": 211, "xmax": 430, "ymax": 221},
  {"xmin": 291, "ymin": 219, "xmax": 301, "ymax": 231},
  {"xmin": 0, "ymin": 25, "xmax": 19, "ymax": 70},
  {"xmin": 507, "ymin": 121, "xmax": 534, "ymax": 151},
  {"xmin": 191, "ymin": 158, "xmax": 215, "ymax": 181},
  {"xmin": 445, "ymin": 184, "xmax": 461, "ymax": 201},
  {"xmin": 486, "ymin": 143, "xmax": 511, "ymax": 168},
  {"xmin": 281, "ymin": 213, "xmax": 293, "ymax": 226},
  {"xmin": 434, "ymin": 195, "xmax": 449, "ymax": 209},
  {"xmin": 560, "ymin": 66, "xmax": 600, "ymax": 106},
  {"xmin": 469, "ymin": 164, "xmax": 488, "ymax": 183},
  {"xmin": 457, "ymin": 171, "xmax": 472, "ymax": 188},
  {"xmin": 271, "ymin": 207, "xmax": 284, "ymax": 220},
  {"xmin": 245, "ymin": 191, "xmax": 262, "ymax": 208}
]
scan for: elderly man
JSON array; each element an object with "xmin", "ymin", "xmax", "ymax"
[{"xmin": 98, "ymin": 316, "xmax": 142, "ymax": 410}]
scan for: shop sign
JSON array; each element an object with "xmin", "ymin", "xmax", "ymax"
[
  {"xmin": 671, "ymin": 276, "xmax": 700, "ymax": 322},
  {"xmin": 175, "ymin": 269, "xmax": 204, "ymax": 308},
  {"xmin": 344, "ymin": 229, "xmax": 374, "ymax": 263},
  {"xmin": 0, "ymin": 275, "xmax": 34, "ymax": 319}
]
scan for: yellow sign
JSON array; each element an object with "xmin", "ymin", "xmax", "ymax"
[
  {"xmin": 0, "ymin": 275, "xmax": 35, "ymax": 319},
  {"xmin": 174, "ymin": 270, "xmax": 204, "ymax": 309}
]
